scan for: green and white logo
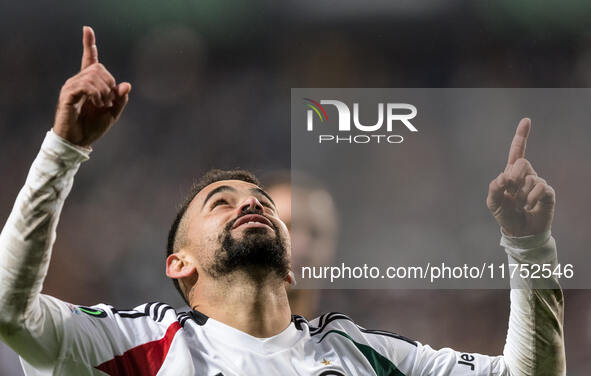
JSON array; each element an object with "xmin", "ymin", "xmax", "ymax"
[{"xmin": 78, "ymin": 306, "xmax": 107, "ymax": 318}]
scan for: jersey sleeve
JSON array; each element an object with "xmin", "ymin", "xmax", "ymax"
[
  {"xmin": 0, "ymin": 130, "xmax": 94, "ymax": 369},
  {"xmin": 0, "ymin": 131, "xmax": 175, "ymax": 375},
  {"xmin": 500, "ymin": 231, "xmax": 565, "ymax": 375},
  {"xmin": 17, "ymin": 296, "xmax": 173, "ymax": 375},
  {"xmin": 396, "ymin": 231, "xmax": 565, "ymax": 376}
]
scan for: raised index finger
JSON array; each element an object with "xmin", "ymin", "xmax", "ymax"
[
  {"xmin": 506, "ymin": 117, "xmax": 531, "ymax": 167},
  {"xmin": 80, "ymin": 26, "xmax": 99, "ymax": 71}
]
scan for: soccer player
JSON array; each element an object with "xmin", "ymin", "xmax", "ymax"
[{"xmin": 0, "ymin": 27, "xmax": 565, "ymax": 375}]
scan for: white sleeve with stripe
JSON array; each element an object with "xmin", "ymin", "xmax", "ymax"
[
  {"xmin": 378, "ymin": 232, "xmax": 565, "ymax": 376},
  {"xmin": 0, "ymin": 131, "xmax": 164, "ymax": 374}
]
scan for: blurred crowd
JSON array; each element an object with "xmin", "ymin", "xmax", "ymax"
[{"xmin": 0, "ymin": 1, "xmax": 590, "ymax": 374}]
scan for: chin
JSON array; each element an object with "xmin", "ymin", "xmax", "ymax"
[{"xmin": 244, "ymin": 227, "xmax": 275, "ymax": 235}]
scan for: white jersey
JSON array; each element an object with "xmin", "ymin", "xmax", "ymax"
[
  {"xmin": 6, "ymin": 295, "xmax": 509, "ymax": 375},
  {"xmin": 0, "ymin": 131, "xmax": 566, "ymax": 375}
]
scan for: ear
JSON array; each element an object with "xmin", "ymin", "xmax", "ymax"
[
  {"xmin": 166, "ymin": 252, "xmax": 197, "ymax": 280},
  {"xmin": 284, "ymin": 270, "xmax": 296, "ymax": 287}
]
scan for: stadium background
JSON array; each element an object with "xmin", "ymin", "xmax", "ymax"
[{"xmin": 0, "ymin": 0, "xmax": 590, "ymax": 374}]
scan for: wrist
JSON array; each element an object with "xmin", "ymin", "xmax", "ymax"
[
  {"xmin": 500, "ymin": 227, "xmax": 551, "ymax": 248},
  {"xmin": 51, "ymin": 126, "xmax": 92, "ymax": 150},
  {"xmin": 500, "ymin": 226, "xmax": 550, "ymax": 238},
  {"xmin": 48, "ymin": 129, "xmax": 93, "ymax": 155}
]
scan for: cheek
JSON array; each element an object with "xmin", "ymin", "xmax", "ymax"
[
  {"xmin": 200, "ymin": 217, "xmax": 230, "ymax": 244},
  {"xmin": 186, "ymin": 218, "xmax": 217, "ymax": 251},
  {"xmin": 277, "ymin": 221, "xmax": 292, "ymax": 250},
  {"xmin": 186, "ymin": 221, "xmax": 225, "ymax": 267}
]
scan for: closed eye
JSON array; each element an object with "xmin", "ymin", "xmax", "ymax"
[
  {"xmin": 211, "ymin": 198, "xmax": 229, "ymax": 208},
  {"xmin": 261, "ymin": 201, "xmax": 274, "ymax": 210}
]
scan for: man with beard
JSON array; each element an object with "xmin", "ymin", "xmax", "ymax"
[{"xmin": 0, "ymin": 27, "xmax": 565, "ymax": 375}]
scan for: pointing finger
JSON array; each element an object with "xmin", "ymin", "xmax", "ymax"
[
  {"xmin": 506, "ymin": 118, "xmax": 531, "ymax": 168},
  {"xmin": 81, "ymin": 63, "xmax": 116, "ymax": 89},
  {"xmin": 81, "ymin": 26, "xmax": 99, "ymax": 71}
]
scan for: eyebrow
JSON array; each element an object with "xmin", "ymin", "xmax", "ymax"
[
  {"xmin": 202, "ymin": 185, "xmax": 237, "ymax": 209},
  {"xmin": 250, "ymin": 187, "xmax": 276, "ymax": 207}
]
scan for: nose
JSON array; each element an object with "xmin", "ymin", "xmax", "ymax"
[{"xmin": 239, "ymin": 196, "xmax": 264, "ymax": 214}]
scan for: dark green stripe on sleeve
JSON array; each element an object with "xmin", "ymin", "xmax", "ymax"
[{"xmin": 318, "ymin": 329, "xmax": 406, "ymax": 376}]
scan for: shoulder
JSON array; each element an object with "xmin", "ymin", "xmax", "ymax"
[
  {"xmin": 294, "ymin": 312, "xmax": 419, "ymax": 372},
  {"xmin": 68, "ymin": 300, "xmax": 182, "ymax": 329},
  {"xmin": 33, "ymin": 297, "xmax": 187, "ymax": 368},
  {"xmin": 300, "ymin": 312, "xmax": 417, "ymax": 347},
  {"xmin": 132, "ymin": 302, "xmax": 179, "ymax": 324}
]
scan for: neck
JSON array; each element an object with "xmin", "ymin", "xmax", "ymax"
[{"xmin": 190, "ymin": 269, "xmax": 292, "ymax": 338}]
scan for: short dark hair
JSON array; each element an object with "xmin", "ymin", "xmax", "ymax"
[{"xmin": 166, "ymin": 169, "xmax": 261, "ymax": 306}]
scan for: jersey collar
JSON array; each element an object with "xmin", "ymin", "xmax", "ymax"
[{"xmin": 190, "ymin": 309, "xmax": 303, "ymax": 354}]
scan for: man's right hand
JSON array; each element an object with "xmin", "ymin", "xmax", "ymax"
[
  {"xmin": 486, "ymin": 118, "xmax": 555, "ymax": 237},
  {"xmin": 52, "ymin": 26, "xmax": 131, "ymax": 148}
]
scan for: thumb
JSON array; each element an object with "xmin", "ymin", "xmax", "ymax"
[
  {"xmin": 116, "ymin": 82, "xmax": 132, "ymax": 97},
  {"xmin": 110, "ymin": 82, "xmax": 131, "ymax": 119},
  {"xmin": 486, "ymin": 172, "xmax": 507, "ymax": 214}
]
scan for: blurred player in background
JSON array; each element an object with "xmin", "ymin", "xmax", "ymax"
[
  {"xmin": 0, "ymin": 27, "xmax": 565, "ymax": 375},
  {"xmin": 266, "ymin": 171, "xmax": 338, "ymax": 319}
]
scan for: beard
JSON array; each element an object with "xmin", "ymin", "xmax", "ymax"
[{"xmin": 206, "ymin": 212, "xmax": 289, "ymax": 280}]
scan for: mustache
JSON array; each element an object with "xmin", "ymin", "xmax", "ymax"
[{"xmin": 224, "ymin": 210, "xmax": 278, "ymax": 233}]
